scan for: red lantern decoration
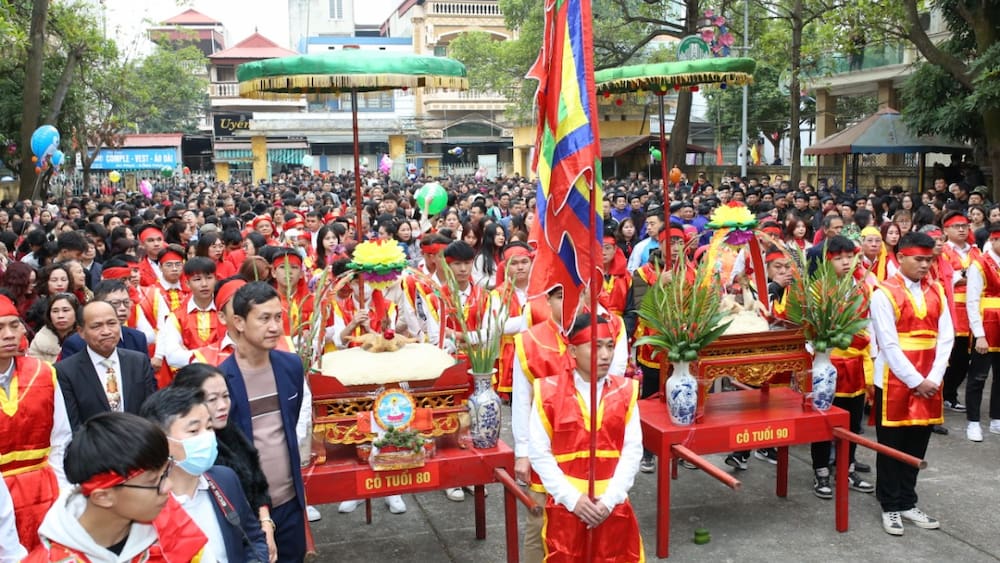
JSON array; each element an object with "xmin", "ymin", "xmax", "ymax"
[
  {"xmin": 34, "ymin": 166, "xmax": 41, "ymax": 174},
  {"xmin": 615, "ymin": 99, "xmax": 623, "ymax": 106},
  {"xmin": 673, "ymin": 84, "xmax": 681, "ymax": 91},
  {"xmin": 669, "ymin": 166, "xmax": 682, "ymax": 184},
  {"xmin": 603, "ymin": 91, "xmax": 611, "ymax": 99},
  {"xmin": 691, "ymin": 86, "xmax": 699, "ymax": 92}
]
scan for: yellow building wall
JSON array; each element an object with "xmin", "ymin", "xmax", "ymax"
[
  {"xmin": 251, "ymin": 136, "xmax": 268, "ymax": 185},
  {"xmin": 214, "ymin": 162, "xmax": 230, "ymax": 183}
]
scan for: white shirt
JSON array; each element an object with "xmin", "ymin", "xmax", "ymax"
[
  {"xmin": 966, "ymin": 247, "xmax": 995, "ymax": 339},
  {"xmin": 156, "ymin": 298, "xmax": 217, "ymax": 367},
  {"xmin": 86, "ymin": 346, "xmax": 123, "ymax": 411},
  {"xmin": 527, "ymin": 372, "xmax": 642, "ymax": 512},
  {"xmin": 870, "ymin": 275, "xmax": 954, "ymax": 389},
  {"xmin": 946, "ymin": 240, "xmax": 971, "ymax": 287},
  {"xmin": 173, "ymin": 477, "xmax": 225, "ymax": 563},
  {"xmin": 0, "ymin": 472, "xmax": 25, "ymax": 562},
  {"xmin": 626, "ymin": 237, "xmax": 655, "ymax": 273}
]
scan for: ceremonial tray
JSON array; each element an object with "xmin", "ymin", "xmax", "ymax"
[{"xmin": 696, "ymin": 321, "xmax": 810, "ymax": 387}]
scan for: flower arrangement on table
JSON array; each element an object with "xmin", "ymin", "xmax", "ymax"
[
  {"xmin": 437, "ymin": 263, "xmax": 512, "ymax": 375},
  {"xmin": 782, "ymin": 256, "xmax": 870, "ymax": 410},
  {"xmin": 370, "ymin": 425, "xmax": 428, "ymax": 470},
  {"xmin": 348, "ymin": 240, "xmax": 408, "ymax": 290},
  {"xmin": 635, "ymin": 261, "xmax": 731, "ymax": 424}
]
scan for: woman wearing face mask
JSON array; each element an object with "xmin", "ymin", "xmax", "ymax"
[
  {"xmin": 172, "ymin": 364, "xmax": 278, "ymax": 562},
  {"xmin": 140, "ymin": 386, "xmax": 269, "ymax": 563}
]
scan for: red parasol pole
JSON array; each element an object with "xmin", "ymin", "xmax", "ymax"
[
  {"xmin": 351, "ymin": 89, "xmax": 366, "ymax": 305},
  {"xmin": 658, "ymin": 94, "xmax": 671, "ymax": 269}
]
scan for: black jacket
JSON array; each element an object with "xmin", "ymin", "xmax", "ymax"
[{"xmin": 216, "ymin": 423, "xmax": 272, "ymax": 513}]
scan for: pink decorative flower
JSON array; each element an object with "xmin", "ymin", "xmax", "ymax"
[
  {"xmin": 704, "ymin": 9, "xmax": 714, "ymax": 18},
  {"xmin": 720, "ymin": 33, "xmax": 735, "ymax": 47},
  {"xmin": 700, "ymin": 29, "xmax": 715, "ymax": 42}
]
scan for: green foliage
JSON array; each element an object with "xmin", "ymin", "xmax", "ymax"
[
  {"xmin": 129, "ymin": 45, "xmax": 209, "ymax": 133},
  {"xmin": 901, "ymin": 54, "xmax": 980, "ymax": 142},
  {"xmin": 373, "ymin": 425, "xmax": 426, "ymax": 453},
  {"xmin": 783, "ymin": 256, "xmax": 869, "ymax": 353},
  {"xmin": 634, "ymin": 262, "xmax": 731, "ymax": 363}
]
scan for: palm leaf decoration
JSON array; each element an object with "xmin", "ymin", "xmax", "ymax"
[
  {"xmin": 635, "ymin": 260, "xmax": 732, "ymax": 363},
  {"xmin": 783, "ymin": 256, "xmax": 869, "ymax": 353}
]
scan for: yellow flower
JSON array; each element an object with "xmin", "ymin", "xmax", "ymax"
[
  {"xmin": 352, "ymin": 240, "xmax": 407, "ymax": 271},
  {"xmin": 707, "ymin": 202, "xmax": 756, "ymax": 229}
]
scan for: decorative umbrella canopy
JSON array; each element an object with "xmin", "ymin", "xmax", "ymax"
[
  {"xmin": 804, "ymin": 107, "xmax": 970, "ymax": 156},
  {"xmin": 594, "ymin": 57, "xmax": 756, "ymax": 94},
  {"xmin": 237, "ymin": 51, "xmax": 468, "ymax": 100}
]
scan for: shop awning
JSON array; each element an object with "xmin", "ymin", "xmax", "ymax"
[
  {"xmin": 214, "ymin": 147, "xmax": 308, "ymax": 164},
  {"xmin": 600, "ymin": 135, "xmax": 712, "ymax": 158}
]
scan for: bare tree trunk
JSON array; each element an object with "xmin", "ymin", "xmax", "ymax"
[
  {"xmin": 789, "ymin": 0, "xmax": 803, "ymax": 183},
  {"xmin": 666, "ymin": 0, "xmax": 700, "ymax": 178},
  {"xmin": 18, "ymin": 0, "xmax": 51, "ymax": 201},
  {"xmin": 46, "ymin": 49, "xmax": 80, "ymax": 124}
]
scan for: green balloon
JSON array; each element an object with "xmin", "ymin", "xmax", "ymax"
[
  {"xmin": 413, "ymin": 184, "xmax": 428, "ymax": 205},
  {"xmin": 160, "ymin": 166, "xmax": 174, "ymax": 178},
  {"xmin": 417, "ymin": 182, "xmax": 448, "ymax": 215},
  {"xmin": 650, "ymin": 148, "xmax": 662, "ymax": 162}
]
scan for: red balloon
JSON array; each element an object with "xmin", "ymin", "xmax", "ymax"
[
  {"xmin": 34, "ymin": 166, "xmax": 41, "ymax": 174},
  {"xmin": 669, "ymin": 166, "xmax": 682, "ymax": 184}
]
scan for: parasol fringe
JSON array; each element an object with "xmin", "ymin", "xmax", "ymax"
[
  {"xmin": 239, "ymin": 74, "xmax": 469, "ymax": 99},
  {"xmin": 596, "ymin": 71, "xmax": 754, "ymax": 94}
]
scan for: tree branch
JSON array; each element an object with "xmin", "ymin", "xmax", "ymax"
[
  {"xmin": 45, "ymin": 46, "xmax": 80, "ymax": 124},
  {"xmin": 902, "ymin": 0, "xmax": 972, "ymax": 88},
  {"xmin": 594, "ymin": 29, "xmax": 676, "ymax": 70}
]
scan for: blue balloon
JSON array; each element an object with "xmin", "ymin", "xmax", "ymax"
[
  {"xmin": 50, "ymin": 150, "xmax": 65, "ymax": 167},
  {"xmin": 30, "ymin": 125, "xmax": 60, "ymax": 158}
]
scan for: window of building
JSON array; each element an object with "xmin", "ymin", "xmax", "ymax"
[
  {"xmin": 215, "ymin": 66, "xmax": 236, "ymax": 82},
  {"xmin": 433, "ymin": 45, "xmax": 448, "ymax": 57},
  {"xmin": 307, "ymin": 91, "xmax": 395, "ymax": 112},
  {"xmin": 329, "ymin": 0, "xmax": 344, "ymax": 20}
]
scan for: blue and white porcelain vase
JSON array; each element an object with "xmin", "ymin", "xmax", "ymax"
[
  {"xmin": 666, "ymin": 361, "xmax": 698, "ymax": 426},
  {"xmin": 811, "ymin": 350, "xmax": 837, "ymax": 411},
  {"xmin": 467, "ymin": 370, "xmax": 502, "ymax": 448}
]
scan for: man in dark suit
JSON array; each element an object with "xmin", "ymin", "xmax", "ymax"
[
  {"xmin": 55, "ymin": 301, "xmax": 157, "ymax": 429},
  {"xmin": 59, "ymin": 280, "xmax": 149, "ymax": 360},
  {"xmin": 219, "ymin": 282, "xmax": 305, "ymax": 563}
]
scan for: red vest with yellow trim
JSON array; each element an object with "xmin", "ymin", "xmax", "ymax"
[
  {"xmin": 831, "ymin": 279, "xmax": 874, "ymax": 397},
  {"xmin": 442, "ymin": 283, "xmax": 485, "ymax": 333},
  {"xmin": 27, "ymin": 495, "xmax": 207, "ymax": 562},
  {"xmin": 533, "ymin": 373, "xmax": 643, "ymax": 563},
  {"xmin": 160, "ymin": 286, "xmax": 187, "ymax": 314},
  {"xmin": 138, "ymin": 286, "xmax": 165, "ymax": 330},
  {"xmin": 330, "ymin": 297, "xmax": 398, "ymax": 352},
  {"xmin": 877, "ymin": 275, "xmax": 946, "ymax": 426},
  {"xmin": 972, "ymin": 252, "xmax": 1000, "ymax": 351},
  {"xmin": 277, "ymin": 283, "xmax": 315, "ymax": 337},
  {"xmin": 941, "ymin": 244, "xmax": 979, "ymax": 336},
  {"xmin": 601, "ymin": 273, "xmax": 631, "ymax": 316},
  {"xmin": 0, "ymin": 356, "xmax": 59, "ymax": 552},
  {"xmin": 634, "ymin": 263, "xmax": 694, "ymax": 369},
  {"xmin": 137, "ymin": 258, "xmax": 158, "ymax": 288},
  {"xmin": 494, "ymin": 283, "xmax": 525, "ymax": 394},
  {"xmin": 171, "ymin": 299, "xmax": 223, "ymax": 350}
]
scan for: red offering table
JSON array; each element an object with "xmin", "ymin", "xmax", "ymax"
[
  {"xmin": 640, "ymin": 387, "xmax": 851, "ymax": 558},
  {"xmin": 303, "ymin": 440, "xmax": 520, "ymax": 563}
]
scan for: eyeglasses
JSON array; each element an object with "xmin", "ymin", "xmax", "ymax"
[
  {"xmin": 105, "ymin": 299, "xmax": 133, "ymax": 309},
  {"xmin": 161, "ymin": 261, "xmax": 184, "ymax": 269},
  {"xmin": 117, "ymin": 461, "xmax": 171, "ymax": 494}
]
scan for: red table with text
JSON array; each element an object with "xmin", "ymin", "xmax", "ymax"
[{"xmin": 640, "ymin": 387, "xmax": 851, "ymax": 558}]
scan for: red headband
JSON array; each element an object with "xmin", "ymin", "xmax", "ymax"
[
  {"xmin": 159, "ymin": 250, "xmax": 184, "ymax": 264},
  {"xmin": 421, "ymin": 242, "xmax": 448, "ymax": 256},
  {"xmin": 80, "ymin": 468, "xmax": 144, "ymax": 497},
  {"xmin": 825, "ymin": 248, "xmax": 858, "ymax": 259},
  {"xmin": 101, "ymin": 267, "xmax": 132, "ymax": 280},
  {"xmin": 0, "ymin": 295, "xmax": 17, "ymax": 318},
  {"xmin": 989, "ymin": 231, "xmax": 1000, "ymax": 240},
  {"xmin": 602, "ymin": 236, "xmax": 617, "ymax": 245},
  {"xmin": 659, "ymin": 227, "xmax": 686, "ymax": 242},
  {"xmin": 252, "ymin": 215, "xmax": 272, "ymax": 229},
  {"xmin": 942, "ymin": 215, "xmax": 969, "ymax": 228},
  {"xmin": 898, "ymin": 246, "xmax": 934, "ymax": 257},
  {"xmin": 215, "ymin": 278, "xmax": 246, "ymax": 310},
  {"xmin": 568, "ymin": 320, "xmax": 614, "ymax": 345},
  {"xmin": 138, "ymin": 228, "xmax": 163, "ymax": 242},
  {"xmin": 762, "ymin": 225, "xmax": 782, "ymax": 236},
  {"xmin": 503, "ymin": 246, "xmax": 533, "ymax": 261},
  {"xmin": 925, "ymin": 229, "xmax": 942, "ymax": 238},
  {"xmin": 765, "ymin": 250, "xmax": 786, "ymax": 263},
  {"xmin": 272, "ymin": 253, "xmax": 303, "ymax": 268}
]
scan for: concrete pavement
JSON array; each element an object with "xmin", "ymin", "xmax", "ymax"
[{"xmin": 307, "ymin": 402, "xmax": 1000, "ymax": 562}]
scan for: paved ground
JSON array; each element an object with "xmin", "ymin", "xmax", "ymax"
[{"xmin": 307, "ymin": 395, "xmax": 1000, "ymax": 562}]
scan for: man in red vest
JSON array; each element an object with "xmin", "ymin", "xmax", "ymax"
[
  {"xmin": 192, "ymin": 277, "xmax": 246, "ymax": 366},
  {"xmin": 870, "ymin": 231, "xmax": 954, "ymax": 536},
  {"xmin": 493, "ymin": 242, "xmax": 533, "ymax": 396},
  {"xmin": 939, "ymin": 211, "xmax": 978, "ymax": 415},
  {"xmin": 0, "ymin": 295, "xmax": 71, "ymax": 551},
  {"xmin": 155, "ymin": 257, "xmax": 222, "ymax": 387},
  {"xmin": 963, "ymin": 222, "xmax": 1000, "ymax": 441},
  {"xmin": 528, "ymin": 313, "xmax": 643, "ymax": 562},
  {"xmin": 135, "ymin": 225, "xmax": 166, "ymax": 288}
]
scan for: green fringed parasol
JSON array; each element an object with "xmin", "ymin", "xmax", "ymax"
[
  {"xmin": 594, "ymin": 57, "xmax": 756, "ymax": 93},
  {"xmin": 237, "ymin": 51, "xmax": 469, "ymax": 99},
  {"xmin": 594, "ymin": 57, "xmax": 755, "ymax": 266}
]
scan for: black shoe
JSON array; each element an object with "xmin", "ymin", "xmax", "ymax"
[
  {"xmin": 813, "ymin": 470, "xmax": 833, "ymax": 499},
  {"xmin": 847, "ymin": 472, "xmax": 874, "ymax": 493},
  {"xmin": 931, "ymin": 424, "xmax": 949, "ymax": 435},
  {"xmin": 753, "ymin": 448, "xmax": 778, "ymax": 465},
  {"xmin": 724, "ymin": 453, "xmax": 749, "ymax": 471},
  {"xmin": 853, "ymin": 461, "xmax": 871, "ymax": 473}
]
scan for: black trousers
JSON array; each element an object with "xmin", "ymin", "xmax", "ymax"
[
  {"xmin": 943, "ymin": 335, "xmax": 970, "ymax": 404},
  {"xmin": 811, "ymin": 393, "xmax": 865, "ymax": 470},
  {"xmin": 965, "ymin": 349, "xmax": 1000, "ymax": 422},
  {"xmin": 873, "ymin": 388, "xmax": 932, "ymax": 512},
  {"xmin": 272, "ymin": 498, "xmax": 306, "ymax": 563}
]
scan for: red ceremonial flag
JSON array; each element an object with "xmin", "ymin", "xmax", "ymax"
[
  {"xmin": 526, "ymin": 0, "xmax": 603, "ymax": 333},
  {"xmin": 716, "ymin": 144, "xmax": 724, "ymax": 165}
]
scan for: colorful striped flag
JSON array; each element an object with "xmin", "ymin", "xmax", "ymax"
[{"xmin": 526, "ymin": 0, "xmax": 603, "ymax": 333}]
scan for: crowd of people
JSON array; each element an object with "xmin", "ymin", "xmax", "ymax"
[{"xmin": 0, "ymin": 162, "xmax": 990, "ymax": 560}]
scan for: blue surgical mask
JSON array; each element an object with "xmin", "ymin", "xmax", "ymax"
[{"xmin": 171, "ymin": 431, "xmax": 218, "ymax": 476}]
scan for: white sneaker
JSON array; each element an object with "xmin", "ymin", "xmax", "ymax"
[
  {"xmin": 882, "ymin": 511, "xmax": 904, "ymax": 536},
  {"xmin": 385, "ymin": 495, "xmax": 406, "ymax": 514},
  {"xmin": 990, "ymin": 420, "xmax": 1000, "ymax": 435},
  {"xmin": 967, "ymin": 422, "xmax": 984, "ymax": 442},
  {"xmin": 900, "ymin": 507, "xmax": 940, "ymax": 529},
  {"xmin": 338, "ymin": 500, "xmax": 361, "ymax": 513},
  {"xmin": 306, "ymin": 505, "xmax": 322, "ymax": 522},
  {"xmin": 445, "ymin": 487, "xmax": 465, "ymax": 501}
]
